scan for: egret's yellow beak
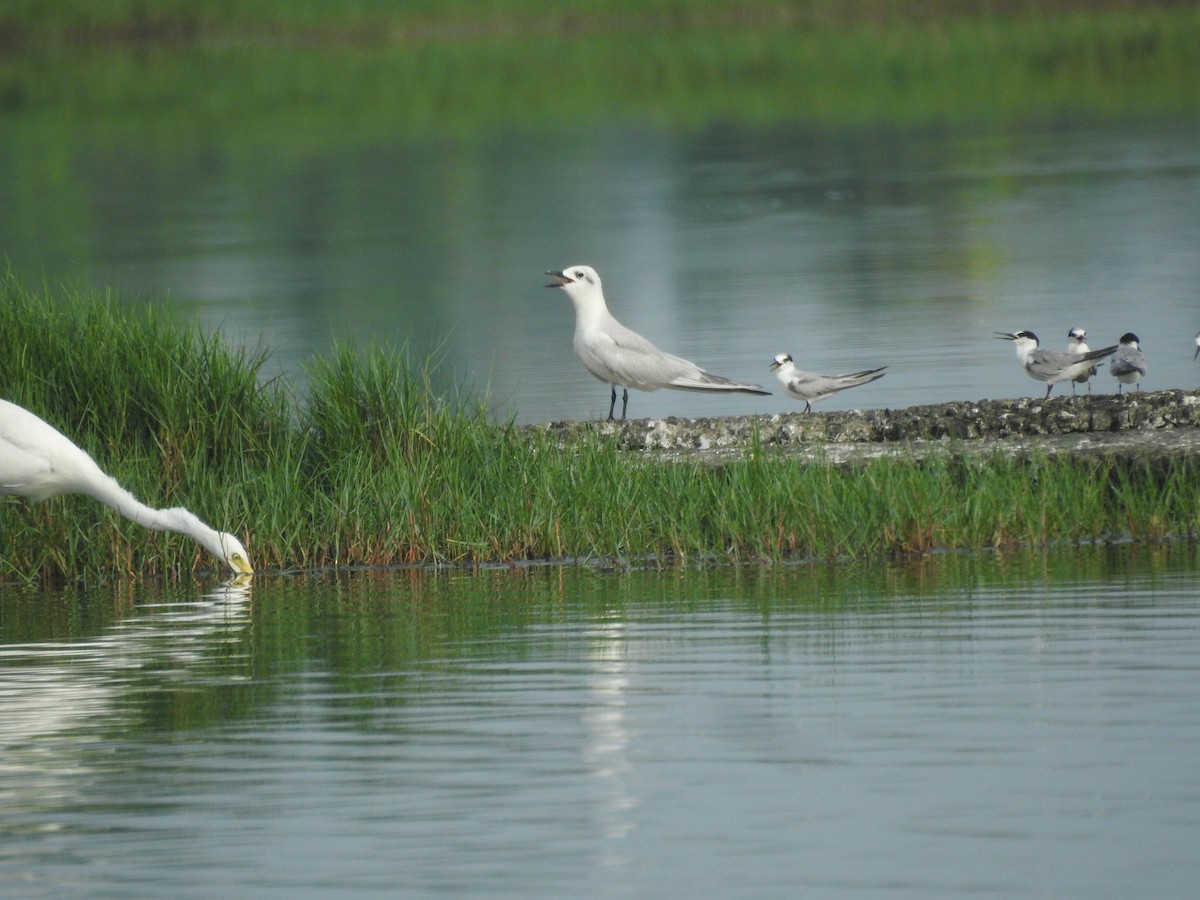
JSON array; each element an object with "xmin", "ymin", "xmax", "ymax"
[{"xmin": 230, "ymin": 554, "xmax": 254, "ymax": 575}]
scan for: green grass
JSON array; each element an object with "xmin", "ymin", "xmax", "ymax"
[{"xmin": 2, "ymin": 274, "xmax": 1199, "ymax": 583}]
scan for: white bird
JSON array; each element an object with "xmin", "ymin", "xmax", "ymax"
[
  {"xmin": 1065, "ymin": 327, "xmax": 1097, "ymax": 395},
  {"xmin": 546, "ymin": 264, "xmax": 769, "ymax": 420},
  {"xmin": 769, "ymin": 353, "xmax": 886, "ymax": 413},
  {"xmin": 1109, "ymin": 332, "xmax": 1147, "ymax": 394},
  {"xmin": 995, "ymin": 330, "xmax": 1117, "ymax": 398},
  {"xmin": 0, "ymin": 398, "xmax": 253, "ymax": 574},
  {"xmin": 1194, "ymin": 331, "xmax": 1199, "ymax": 361}
]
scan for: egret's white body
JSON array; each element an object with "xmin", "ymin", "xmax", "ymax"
[
  {"xmin": 995, "ymin": 330, "xmax": 1117, "ymax": 398},
  {"xmin": 769, "ymin": 353, "xmax": 886, "ymax": 413},
  {"xmin": 0, "ymin": 398, "xmax": 253, "ymax": 574},
  {"xmin": 546, "ymin": 264, "xmax": 769, "ymax": 420},
  {"xmin": 1109, "ymin": 333, "xmax": 1147, "ymax": 394}
]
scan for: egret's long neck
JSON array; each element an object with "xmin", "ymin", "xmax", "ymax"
[{"xmin": 79, "ymin": 470, "xmax": 226, "ymax": 561}]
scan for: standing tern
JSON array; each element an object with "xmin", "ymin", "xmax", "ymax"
[
  {"xmin": 995, "ymin": 330, "xmax": 1117, "ymax": 398},
  {"xmin": 769, "ymin": 353, "xmax": 886, "ymax": 413},
  {"xmin": 1109, "ymin": 332, "xmax": 1147, "ymax": 394},
  {"xmin": 1065, "ymin": 327, "xmax": 1097, "ymax": 395},
  {"xmin": 546, "ymin": 264, "xmax": 769, "ymax": 420}
]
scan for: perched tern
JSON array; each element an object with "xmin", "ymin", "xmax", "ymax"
[
  {"xmin": 769, "ymin": 353, "xmax": 886, "ymax": 413},
  {"xmin": 995, "ymin": 330, "xmax": 1117, "ymax": 398},
  {"xmin": 1065, "ymin": 327, "xmax": 1097, "ymax": 395},
  {"xmin": 1109, "ymin": 332, "xmax": 1147, "ymax": 394},
  {"xmin": 546, "ymin": 264, "xmax": 769, "ymax": 420}
]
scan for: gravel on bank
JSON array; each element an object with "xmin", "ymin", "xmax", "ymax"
[{"xmin": 529, "ymin": 390, "xmax": 1200, "ymax": 465}]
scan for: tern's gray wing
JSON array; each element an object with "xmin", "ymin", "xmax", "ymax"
[
  {"xmin": 782, "ymin": 370, "xmax": 841, "ymax": 401},
  {"xmin": 1110, "ymin": 348, "xmax": 1147, "ymax": 378},
  {"xmin": 578, "ymin": 318, "xmax": 766, "ymax": 393},
  {"xmin": 1028, "ymin": 345, "xmax": 1117, "ymax": 383},
  {"xmin": 1024, "ymin": 347, "xmax": 1074, "ymax": 380},
  {"xmin": 785, "ymin": 367, "xmax": 885, "ymax": 400},
  {"xmin": 834, "ymin": 367, "xmax": 888, "ymax": 385}
]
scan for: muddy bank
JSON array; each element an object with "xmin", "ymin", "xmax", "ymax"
[{"xmin": 529, "ymin": 389, "xmax": 1200, "ymax": 464}]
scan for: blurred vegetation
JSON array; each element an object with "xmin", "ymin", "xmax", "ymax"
[
  {"xmin": 2, "ymin": 1, "xmax": 1197, "ymax": 46},
  {"xmin": 0, "ymin": 1, "xmax": 1196, "ymax": 138}
]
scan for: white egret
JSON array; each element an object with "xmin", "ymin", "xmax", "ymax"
[
  {"xmin": 546, "ymin": 264, "xmax": 770, "ymax": 420},
  {"xmin": 0, "ymin": 398, "xmax": 253, "ymax": 574}
]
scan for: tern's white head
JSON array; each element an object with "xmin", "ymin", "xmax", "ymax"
[
  {"xmin": 1067, "ymin": 327, "xmax": 1089, "ymax": 352},
  {"xmin": 995, "ymin": 330, "xmax": 1040, "ymax": 360},
  {"xmin": 1117, "ymin": 332, "xmax": 1140, "ymax": 349},
  {"xmin": 546, "ymin": 264, "xmax": 602, "ymax": 301},
  {"xmin": 769, "ymin": 353, "xmax": 793, "ymax": 372},
  {"xmin": 546, "ymin": 265, "xmax": 612, "ymax": 327}
]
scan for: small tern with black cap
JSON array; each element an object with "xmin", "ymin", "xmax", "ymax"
[
  {"xmin": 995, "ymin": 330, "xmax": 1117, "ymax": 398},
  {"xmin": 1109, "ymin": 332, "xmax": 1147, "ymax": 394},
  {"xmin": 768, "ymin": 353, "xmax": 886, "ymax": 413},
  {"xmin": 1065, "ymin": 327, "xmax": 1097, "ymax": 395}
]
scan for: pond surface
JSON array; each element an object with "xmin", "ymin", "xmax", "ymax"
[
  {"xmin": 3, "ymin": 546, "xmax": 1200, "ymax": 898},
  {"xmin": 2, "ymin": 90, "xmax": 1198, "ymax": 422}
]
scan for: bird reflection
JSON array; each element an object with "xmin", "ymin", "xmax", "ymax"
[{"xmin": 582, "ymin": 619, "xmax": 639, "ymax": 867}]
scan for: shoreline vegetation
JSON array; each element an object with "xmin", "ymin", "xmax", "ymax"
[{"xmin": 2, "ymin": 276, "xmax": 1198, "ymax": 583}]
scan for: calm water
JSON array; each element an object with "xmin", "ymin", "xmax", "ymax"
[
  {"xmin": 2, "ymin": 547, "xmax": 1200, "ymax": 898},
  {"xmin": 2, "ymin": 104, "xmax": 1198, "ymax": 422},
  {"xmin": 4, "ymin": 55, "xmax": 1200, "ymax": 896}
]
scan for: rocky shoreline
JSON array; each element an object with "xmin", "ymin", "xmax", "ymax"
[{"xmin": 530, "ymin": 389, "xmax": 1200, "ymax": 465}]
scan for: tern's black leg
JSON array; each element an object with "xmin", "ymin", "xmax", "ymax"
[
  {"xmin": 607, "ymin": 386, "xmax": 617, "ymax": 421},
  {"xmin": 620, "ymin": 388, "xmax": 629, "ymax": 421}
]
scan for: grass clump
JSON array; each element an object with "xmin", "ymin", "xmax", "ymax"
[
  {"xmin": 0, "ymin": 272, "xmax": 290, "ymax": 580},
  {"xmin": 1, "ymin": 273, "xmax": 1198, "ymax": 583}
]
